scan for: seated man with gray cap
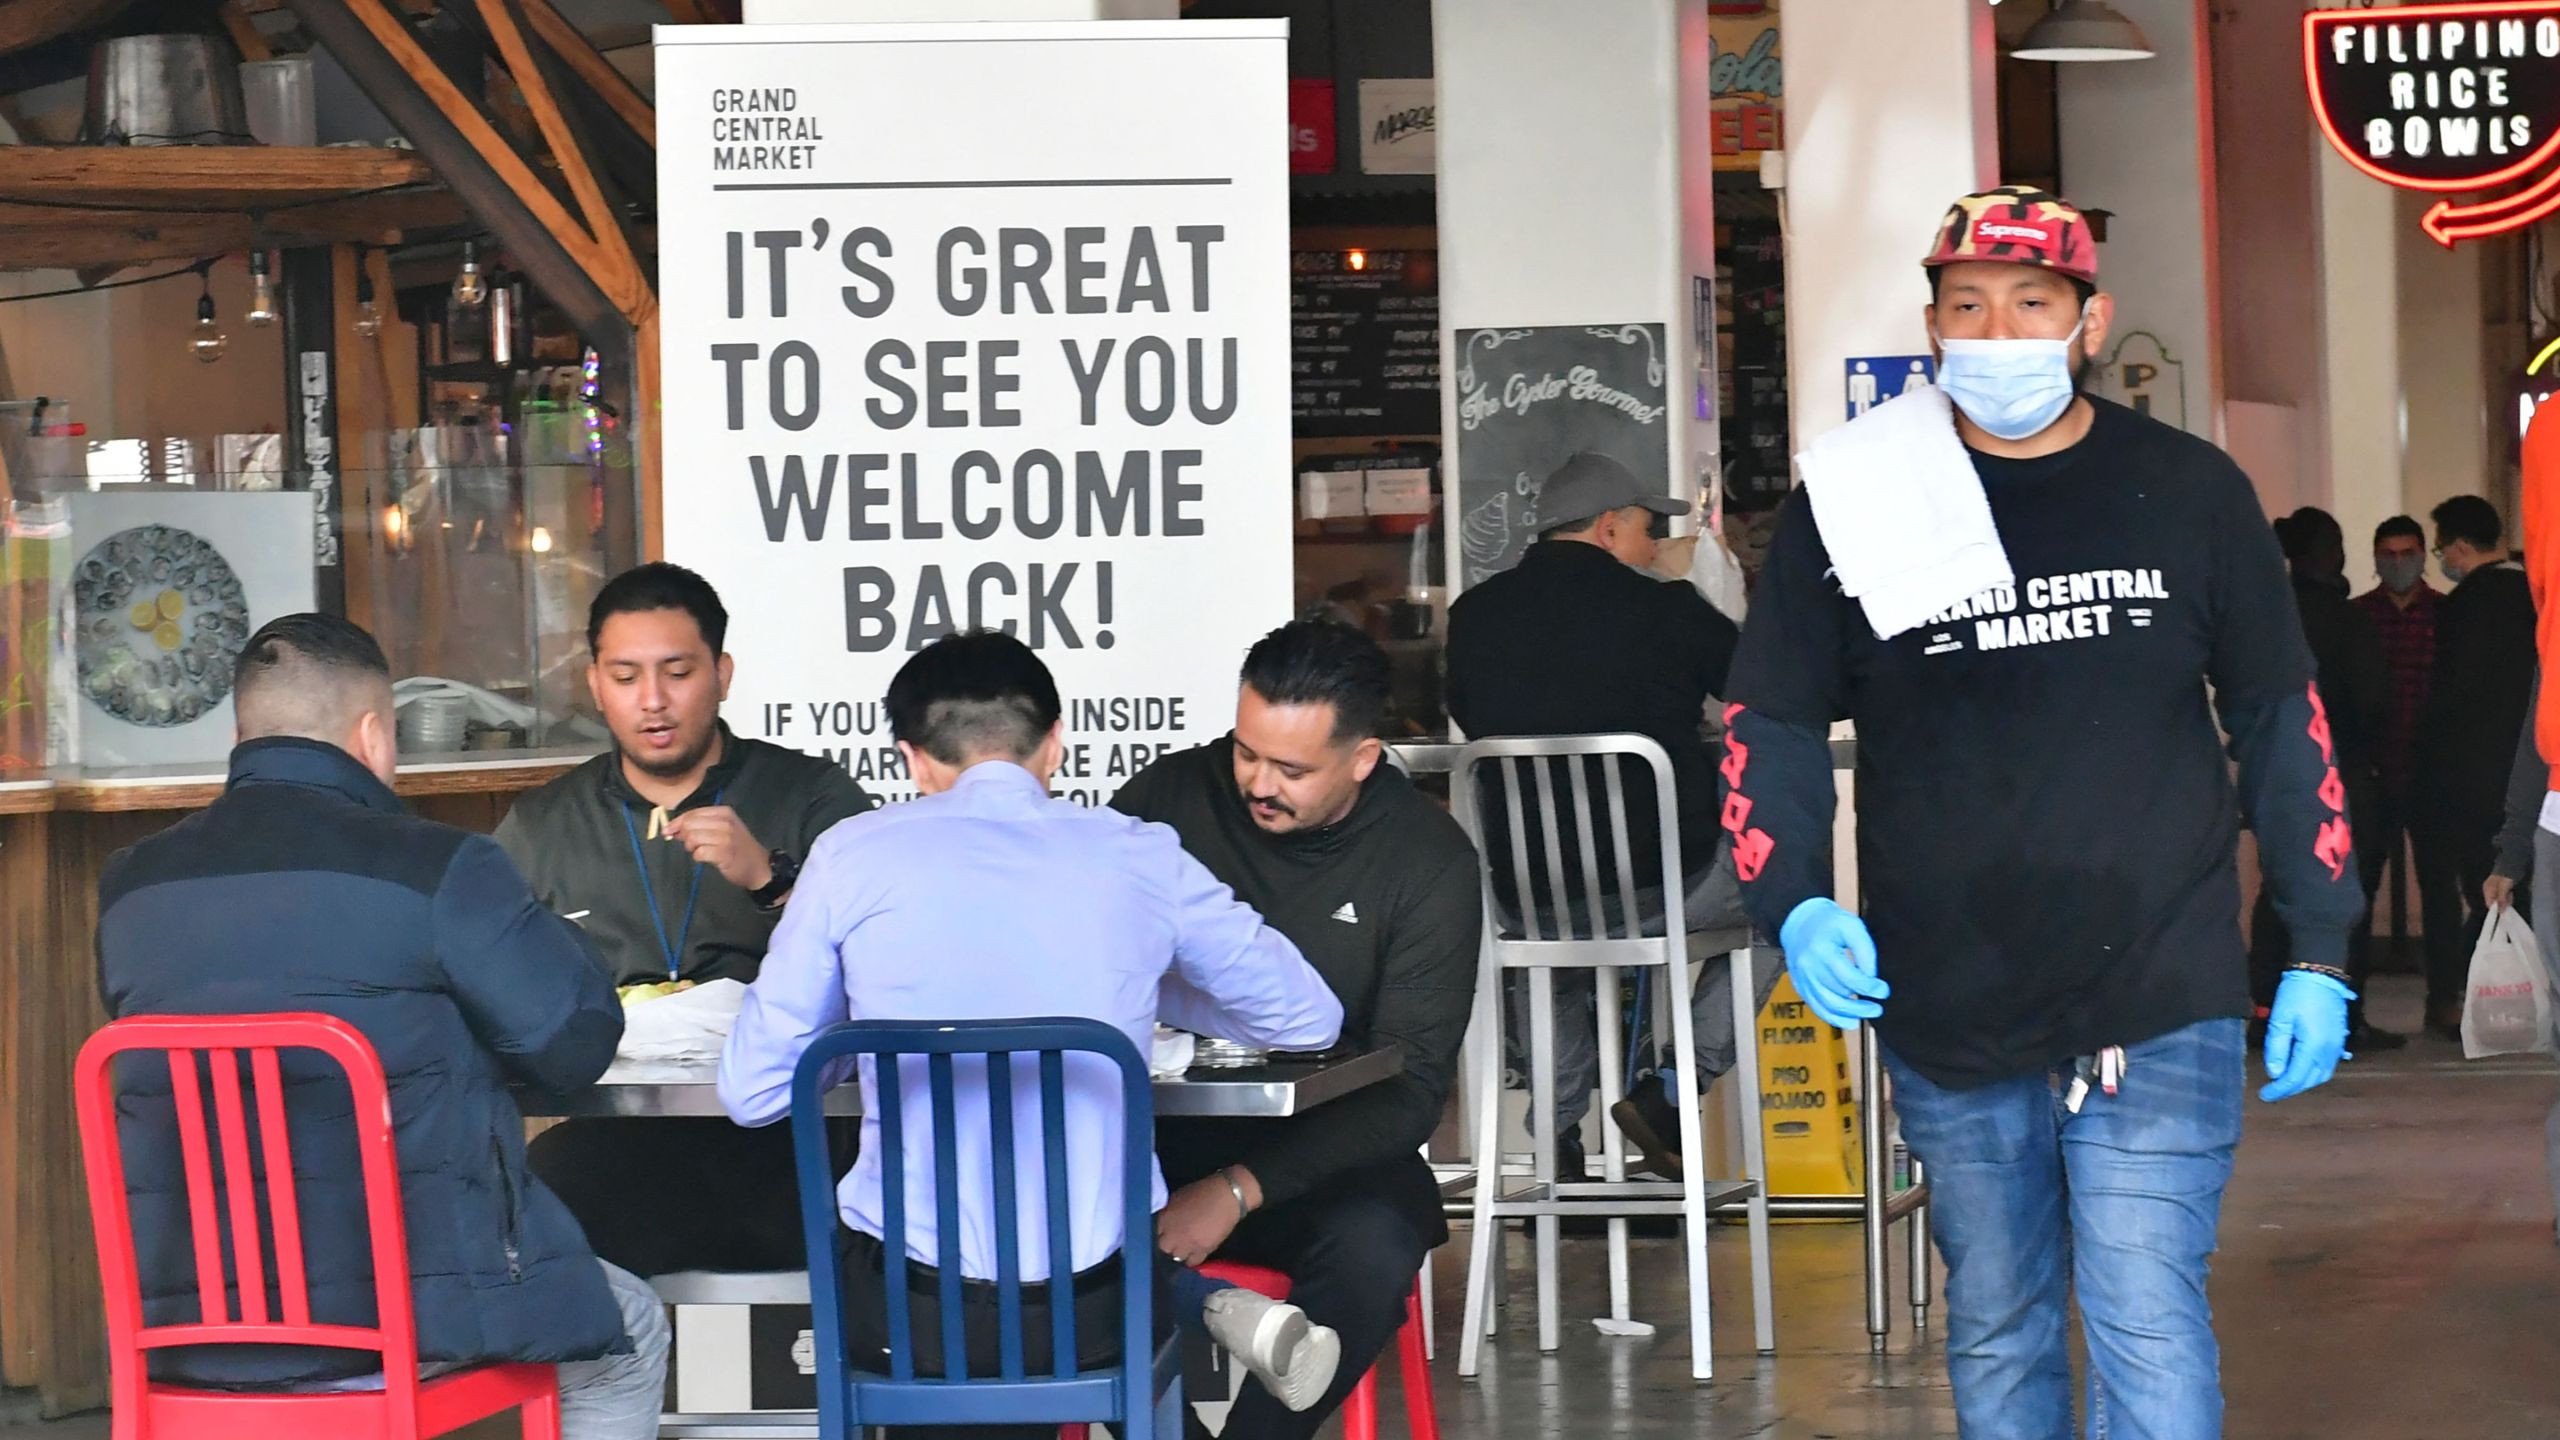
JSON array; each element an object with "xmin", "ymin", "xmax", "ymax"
[{"xmin": 1443, "ymin": 450, "xmax": 1779, "ymax": 1180}]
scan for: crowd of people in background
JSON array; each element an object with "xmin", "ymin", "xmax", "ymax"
[{"xmin": 2259, "ymin": 498, "xmax": 2540, "ymax": 1049}]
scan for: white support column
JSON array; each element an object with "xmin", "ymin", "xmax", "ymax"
[
  {"xmin": 1431, "ymin": 0, "xmax": 1721, "ymax": 586},
  {"xmin": 2056, "ymin": 0, "xmax": 2222, "ymax": 443},
  {"xmin": 1780, "ymin": 0, "xmax": 1997, "ymax": 454},
  {"xmin": 2318, "ymin": 141, "xmax": 2405, "ymax": 590},
  {"xmin": 2396, "ymin": 187, "xmax": 2493, "ymax": 529}
]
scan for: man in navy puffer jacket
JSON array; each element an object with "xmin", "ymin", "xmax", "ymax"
[{"xmin": 97, "ymin": 614, "xmax": 667, "ymax": 1439}]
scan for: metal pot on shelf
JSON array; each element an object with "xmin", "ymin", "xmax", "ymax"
[{"xmin": 83, "ymin": 36, "xmax": 251, "ymax": 146}]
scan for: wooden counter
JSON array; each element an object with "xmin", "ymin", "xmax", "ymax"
[{"xmin": 0, "ymin": 748, "xmax": 596, "ymax": 1415}]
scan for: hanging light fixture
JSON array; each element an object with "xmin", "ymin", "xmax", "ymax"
[
  {"xmin": 2014, "ymin": 0, "xmax": 2154, "ymax": 62},
  {"xmin": 353, "ymin": 246, "xmax": 384, "ymax": 338},
  {"xmin": 450, "ymin": 239, "xmax": 488, "ymax": 309},
  {"xmin": 188, "ymin": 262, "xmax": 227, "ymax": 365},
  {"xmin": 245, "ymin": 250, "xmax": 278, "ymax": 327}
]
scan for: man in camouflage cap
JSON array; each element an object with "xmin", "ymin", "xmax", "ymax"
[{"xmin": 1719, "ymin": 185, "xmax": 2361, "ymax": 1437}]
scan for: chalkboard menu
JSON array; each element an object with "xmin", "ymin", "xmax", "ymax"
[
  {"xmin": 1292, "ymin": 249, "xmax": 1441, "ymax": 437},
  {"xmin": 1451, "ymin": 323, "xmax": 1671, "ymax": 588}
]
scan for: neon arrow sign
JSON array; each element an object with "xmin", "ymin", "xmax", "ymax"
[{"xmin": 2306, "ymin": 1, "xmax": 2560, "ymax": 245}]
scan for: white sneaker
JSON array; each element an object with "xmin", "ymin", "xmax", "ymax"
[{"xmin": 1200, "ymin": 1287, "xmax": 1342, "ymax": 1413}]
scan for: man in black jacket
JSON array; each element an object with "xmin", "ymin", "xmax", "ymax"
[
  {"xmin": 2416, "ymin": 494, "xmax": 2538, "ymax": 1036},
  {"xmin": 2253, "ymin": 509, "xmax": 2401, "ymax": 1049},
  {"xmin": 1112, "ymin": 620, "xmax": 1480, "ymax": 1440},
  {"xmin": 97, "ymin": 615, "xmax": 666, "ymax": 1438},
  {"xmin": 1443, "ymin": 450, "xmax": 1775, "ymax": 1179},
  {"xmin": 502, "ymin": 563, "xmax": 876, "ymax": 1276}
]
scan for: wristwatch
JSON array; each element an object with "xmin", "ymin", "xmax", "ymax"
[{"xmin": 749, "ymin": 849, "xmax": 800, "ymax": 910}]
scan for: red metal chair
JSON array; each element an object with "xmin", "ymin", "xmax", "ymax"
[
  {"xmin": 74, "ymin": 1013, "xmax": 562, "ymax": 1440},
  {"xmin": 1197, "ymin": 1262, "xmax": 1438, "ymax": 1440}
]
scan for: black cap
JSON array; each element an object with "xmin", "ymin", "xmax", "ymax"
[{"xmin": 1537, "ymin": 452, "xmax": 1686, "ymax": 531}]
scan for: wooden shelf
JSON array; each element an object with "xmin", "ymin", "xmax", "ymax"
[
  {"xmin": 0, "ymin": 146, "xmax": 469, "ymax": 271},
  {"xmin": 0, "ymin": 144, "xmax": 436, "ymax": 208}
]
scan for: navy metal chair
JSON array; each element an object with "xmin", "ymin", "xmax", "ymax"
[{"xmin": 789, "ymin": 1017, "xmax": 1181, "ymax": 1439}]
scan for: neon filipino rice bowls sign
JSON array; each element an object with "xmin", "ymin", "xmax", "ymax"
[{"xmin": 2307, "ymin": 1, "xmax": 2560, "ymax": 244}]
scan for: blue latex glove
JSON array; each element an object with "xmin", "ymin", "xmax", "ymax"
[
  {"xmin": 1779, "ymin": 898, "xmax": 1888, "ymax": 1029},
  {"xmin": 2259, "ymin": 970, "xmax": 2354, "ymax": 1102}
]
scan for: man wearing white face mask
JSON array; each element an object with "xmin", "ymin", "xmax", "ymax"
[{"xmin": 1718, "ymin": 186, "xmax": 2364, "ymax": 1440}]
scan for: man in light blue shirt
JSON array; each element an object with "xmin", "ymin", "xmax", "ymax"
[{"xmin": 719, "ymin": 631, "xmax": 1349, "ymax": 1425}]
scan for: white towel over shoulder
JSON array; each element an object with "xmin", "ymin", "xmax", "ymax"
[{"xmin": 1795, "ymin": 384, "xmax": 2013, "ymax": 641}]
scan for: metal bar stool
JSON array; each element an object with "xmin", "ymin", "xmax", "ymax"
[{"xmin": 1449, "ymin": 734, "xmax": 1774, "ymax": 1382}]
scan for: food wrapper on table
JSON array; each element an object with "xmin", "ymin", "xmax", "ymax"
[
  {"xmin": 605, "ymin": 977, "xmax": 748, "ymax": 1081},
  {"xmin": 1150, "ymin": 1025, "xmax": 1194, "ymax": 1079}
]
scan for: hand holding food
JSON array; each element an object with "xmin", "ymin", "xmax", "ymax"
[{"xmin": 662, "ymin": 806, "xmax": 774, "ymax": 892}]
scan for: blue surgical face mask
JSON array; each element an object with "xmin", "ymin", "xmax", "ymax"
[{"xmin": 1934, "ymin": 315, "xmax": 2086, "ymax": 442}]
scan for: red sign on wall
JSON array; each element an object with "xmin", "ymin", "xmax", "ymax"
[
  {"xmin": 2307, "ymin": 1, "xmax": 2560, "ymax": 244},
  {"xmin": 1290, "ymin": 78, "xmax": 1336, "ymax": 175}
]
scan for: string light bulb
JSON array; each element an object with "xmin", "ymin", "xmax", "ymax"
[
  {"xmin": 582, "ymin": 348, "xmax": 603, "ymax": 458},
  {"xmin": 1346, "ymin": 249, "xmax": 1369, "ymax": 272},
  {"xmin": 450, "ymin": 240, "xmax": 487, "ymax": 309},
  {"xmin": 245, "ymin": 251, "xmax": 278, "ymax": 327},
  {"xmin": 188, "ymin": 264, "xmax": 227, "ymax": 365},
  {"xmin": 529, "ymin": 525, "xmax": 554, "ymax": 554}
]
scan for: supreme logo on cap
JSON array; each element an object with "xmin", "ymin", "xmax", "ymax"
[{"xmin": 1971, "ymin": 217, "xmax": 2060, "ymax": 253}]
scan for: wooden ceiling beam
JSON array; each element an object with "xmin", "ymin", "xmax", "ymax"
[
  {"xmin": 521, "ymin": 0, "xmax": 654, "ymax": 146},
  {"xmin": 281, "ymin": 0, "xmax": 637, "ymax": 341},
  {"xmin": 220, "ymin": 2, "xmax": 275, "ymax": 62},
  {"xmin": 474, "ymin": 0, "xmax": 642, "ymax": 306},
  {"xmin": 0, "ymin": 0, "xmax": 133, "ymax": 57}
]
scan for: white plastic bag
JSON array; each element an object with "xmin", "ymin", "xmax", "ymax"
[
  {"xmin": 1684, "ymin": 528, "xmax": 1750, "ymax": 626},
  {"xmin": 2462, "ymin": 905, "xmax": 2554, "ymax": 1059}
]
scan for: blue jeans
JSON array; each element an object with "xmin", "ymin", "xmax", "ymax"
[{"xmin": 1886, "ymin": 1017, "xmax": 2245, "ymax": 1440}]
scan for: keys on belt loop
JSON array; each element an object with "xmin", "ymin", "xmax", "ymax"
[{"xmin": 2064, "ymin": 1045, "xmax": 2130, "ymax": 1115}]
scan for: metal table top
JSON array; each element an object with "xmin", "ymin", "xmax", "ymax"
[{"xmin": 518, "ymin": 1046, "xmax": 1402, "ymax": 1121}]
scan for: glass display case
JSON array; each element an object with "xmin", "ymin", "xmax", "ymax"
[
  {"xmin": 356, "ymin": 404, "xmax": 615, "ymax": 755},
  {"xmin": 0, "ymin": 377, "xmax": 625, "ymax": 775}
]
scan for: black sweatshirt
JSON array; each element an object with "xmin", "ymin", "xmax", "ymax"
[
  {"xmin": 2417, "ymin": 560, "xmax": 2536, "ymax": 832},
  {"xmin": 1112, "ymin": 739, "xmax": 1481, "ymax": 1231},
  {"xmin": 1723, "ymin": 399, "xmax": 2363, "ymax": 1087},
  {"xmin": 1445, "ymin": 540, "xmax": 1741, "ymax": 898}
]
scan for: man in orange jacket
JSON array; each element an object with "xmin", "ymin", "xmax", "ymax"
[
  {"xmin": 2512, "ymin": 406, "xmax": 2560, "ymax": 1234},
  {"xmin": 2525, "ymin": 407, "xmax": 2560, "ymax": 806}
]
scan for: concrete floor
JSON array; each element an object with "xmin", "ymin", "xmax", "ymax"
[{"xmin": 12, "ymin": 975, "xmax": 2560, "ymax": 1439}]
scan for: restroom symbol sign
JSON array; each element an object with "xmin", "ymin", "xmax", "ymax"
[{"xmin": 1845, "ymin": 354, "xmax": 1935, "ymax": 420}]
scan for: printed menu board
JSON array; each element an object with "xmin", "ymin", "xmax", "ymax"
[{"xmin": 1292, "ymin": 249, "xmax": 1441, "ymax": 437}]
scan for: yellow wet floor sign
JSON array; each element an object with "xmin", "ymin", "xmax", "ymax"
[{"xmin": 1758, "ymin": 975, "xmax": 1859, "ymax": 1200}]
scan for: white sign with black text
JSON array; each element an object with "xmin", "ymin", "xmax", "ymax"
[
  {"xmin": 655, "ymin": 21, "xmax": 1294, "ymax": 803},
  {"xmin": 1358, "ymin": 78, "xmax": 1436, "ymax": 175}
]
